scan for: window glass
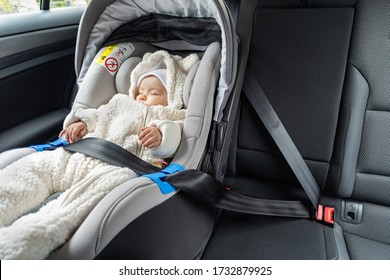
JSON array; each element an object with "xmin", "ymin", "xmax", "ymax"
[
  {"xmin": 0, "ymin": 0, "xmax": 40, "ymax": 14},
  {"xmin": 0, "ymin": 0, "xmax": 90, "ymax": 15},
  {"xmin": 51, "ymin": 0, "xmax": 90, "ymax": 9}
]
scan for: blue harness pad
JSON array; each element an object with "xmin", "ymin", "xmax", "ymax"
[
  {"xmin": 143, "ymin": 163, "xmax": 185, "ymax": 194},
  {"xmin": 30, "ymin": 138, "xmax": 68, "ymax": 152}
]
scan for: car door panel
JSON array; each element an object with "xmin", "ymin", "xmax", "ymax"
[{"xmin": 0, "ymin": 7, "xmax": 84, "ymax": 153}]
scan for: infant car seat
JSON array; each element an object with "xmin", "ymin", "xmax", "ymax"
[{"xmin": 0, "ymin": 0, "xmax": 237, "ymax": 259}]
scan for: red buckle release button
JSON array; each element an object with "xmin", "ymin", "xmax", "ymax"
[
  {"xmin": 315, "ymin": 204, "xmax": 335, "ymax": 226},
  {"xmin": 324, "ymin": 206, "xmax": 335, "ymax": 225},
  {"xmin": 316, "ymin": 204, "xmax": 324, "ymax": 221}
]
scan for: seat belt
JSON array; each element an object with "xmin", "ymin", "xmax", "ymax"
[
  {"xmin": 63, "ymin": 138, "xmax": 312, "ymax": 219},
  {"xmin": 242, "ymin": 67, "xmax": 322, "ymax": 210},
  {"xmin": 64, "ymin": 137, "xmax": 161, "ymax": 174}
]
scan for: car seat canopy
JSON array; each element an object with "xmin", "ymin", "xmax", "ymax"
[{"xmin": 76, "ymin": 0, "xmax": 237, "ymax": 121}]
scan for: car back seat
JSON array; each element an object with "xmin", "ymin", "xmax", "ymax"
[
  {"xmin": 324, "ymin": 0, "xmax": 390, "ymax": 259},
  {"xmin": 202, "ymin": 0, "xmax": 383, "ymax": 259}
]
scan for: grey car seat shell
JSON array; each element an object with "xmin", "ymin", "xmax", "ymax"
[{"xmin": 49, "ymin": 41, "xmax": 222, "ymax": 259}]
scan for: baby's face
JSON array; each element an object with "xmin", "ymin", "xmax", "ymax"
[{"xmin": 136, "ymin": 76, "xmax": 168, "ymax": 106}]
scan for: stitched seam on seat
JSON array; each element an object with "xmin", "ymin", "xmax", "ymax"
[
  {"xmin": 343, "ymin": 230, "xmax": 390, "ymax": 246},
  {"xmin": 95, "ymin": 182, "xmax": 152, "ymax": 253}
]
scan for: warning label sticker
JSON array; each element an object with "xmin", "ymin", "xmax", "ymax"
[
  {"xmin": 96, "ymin": 43, "xmax": 135, "ymax": 76},
  {"xmin": 105, "ymin": 57, "xmax": 119, "ymax": 72}
]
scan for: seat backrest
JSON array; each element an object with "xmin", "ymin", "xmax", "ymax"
[
  {"xmin": 325, "ymin": 0, "xmax": 390, "ymax": 259},
  {"xmin": 227, "ymin": 0, "xmax": 355, "ymax": 191},
  {"xmin": 343, "ymin": 0, "xmax": 390, "ymax": 206}
]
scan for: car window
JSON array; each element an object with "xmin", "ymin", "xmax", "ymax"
[
  {"xmin": 0, "ymin": 0, "xmax": 39, "ymax": 14},
  {"xmin": 51, "ymin": 0, "xmax": 90, "ymax": 9},
  {"xmin": 0, "ymin": 0, "xmax": 89, "ymax": 15}
]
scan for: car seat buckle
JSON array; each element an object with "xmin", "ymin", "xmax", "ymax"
[
  {"xmin": 315, "ymin": 204, "xmax": 335, "ymax": 226},
  {"xmin": 143, "ymin": 163, "xmax": 185, "ymax": 194}
]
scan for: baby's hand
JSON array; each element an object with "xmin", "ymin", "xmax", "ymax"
[
  {"xmin": 59, "ymin": 121, "xmax": 87, "ymax": 143},
  {"xmin": 138, "ymin": 126, "xmax": 162, "ymax": 148}
]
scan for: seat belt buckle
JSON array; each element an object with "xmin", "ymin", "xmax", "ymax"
[
  {"xmin": 315, "ymin": 204, "xmax": 335, "ymax": 226},
  {"xmin": 143, "ymin": 163, "xmax": 185, "ymax": 194}
]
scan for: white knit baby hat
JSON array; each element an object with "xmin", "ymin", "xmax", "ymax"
[
  {"xmin": 137, "ymin": 69, "xmax": 168, "ymax": 91},
  {"xmin": 129, "ymin": 50, "xmax": 199, "ymax": 109}
]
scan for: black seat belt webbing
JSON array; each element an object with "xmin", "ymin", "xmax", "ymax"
[
  {"xmin": 64, "ymin": 137, "xmax": 161, "ymax": 174},
  {"xmin": 217, "ymin": 190, "xmax": 310, "ymax": 218},
  {"xmin": 242, "ymin": 68, "xmax": 321, "ymax": 209},
  {"xmin": 64, "ymin": 138, "xmax": 311, "ymax": 218},
  {"xmin": 165, "ymin": 170, "xmax": 310, "ymax": 218}
]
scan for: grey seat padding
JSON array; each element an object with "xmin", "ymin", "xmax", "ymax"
[
  {"xmin": 348, "ymin": 0, "xmax": 390, "ymax": 206},
  {"xmin": 202, "ymin": 212, "xmax": 343, "ymax": 260},
  {"xmin": 235, "ymin": 7, "xmax": 354, "ymax": 187},
  {"xmin": 330, "ymin": 0, "xmax": 390, "ymax": 259}
]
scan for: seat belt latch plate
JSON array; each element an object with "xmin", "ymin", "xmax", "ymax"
[{"xmin": 315, "ymin": 204, "xmax": 335, "ymax": 226}]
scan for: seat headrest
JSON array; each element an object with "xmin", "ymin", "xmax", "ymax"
[{"xmin": 115, "ymin": 57, "xmax": 142, "ymax": 97}]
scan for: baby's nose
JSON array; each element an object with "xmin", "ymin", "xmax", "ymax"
[{"xmin": 137, "ymin": 94, "xmax": 146, "ymax": 101}]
